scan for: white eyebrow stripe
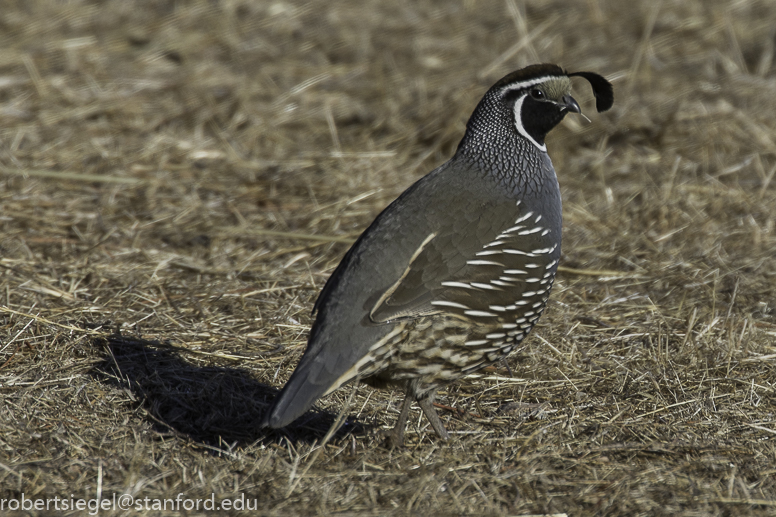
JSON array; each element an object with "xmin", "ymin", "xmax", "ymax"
[{"xmin": 498, "ymin": 75, "xmax": 564, "ymax": 97}]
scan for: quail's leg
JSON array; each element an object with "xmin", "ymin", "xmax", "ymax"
[
  {"xmin": 418, "ymin": 395, "xmax": 450, "ymax": 441},
  {"xmin": 387, "ymin": 393, "xmax": 414, "ymax": 447}
]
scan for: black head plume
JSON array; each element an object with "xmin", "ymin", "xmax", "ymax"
[{"xmin": 568, "ymin": 71, "xmax": 613, "ymax": 112}]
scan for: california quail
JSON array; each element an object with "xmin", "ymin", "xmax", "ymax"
[{"xmin": 263, "ymin": 64, "xmax": 613, "ymax": 444}]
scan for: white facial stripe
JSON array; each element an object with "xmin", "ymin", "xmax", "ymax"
[
  {"xmin": 512, "ymin": 94, "xmax": 547, "ymax": 152},
  {"xmin": 498, "ymin": 75, "xmax": 564, "ymax": 98}
]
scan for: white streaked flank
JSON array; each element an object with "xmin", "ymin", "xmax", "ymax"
[
  {"xmin": 470, "ymin": 282, "xmax": 501, "ymax": 290},
  {"xmin": 517, "ymin": 227, "xmax": 544, "ymax": 235},
  {"xmin": 500, "ymin": 225, "xmax": 525, "ymax": 234},
  {"xmin": 430, "ymin": 300, "xmax": 470, "ymax": 310},
  {"xmin": 503, "ymin": 249, "xmax": 536, "ymax": 257},
  {"xmin": 467, "ymin": 259, "xmax": 504, "ymax": 266},
  {"xmin": 531, "ymin": 245, "xmax": 557, "ymax": 254},
  {"xmin": 441, "ymin": 281, "xmax": 475, "ymax": 289},
  {"xmin": 464, "ymin": 309, "xmax": 498, "ymax": 317},
  {"xmin": 323, "ymin": 324, "xmax": 405, "ymax": 396}
]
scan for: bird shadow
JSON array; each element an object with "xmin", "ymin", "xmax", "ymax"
[{"xmin": 91, "ymin": 333, "xmax": 366, "ymax": 450}]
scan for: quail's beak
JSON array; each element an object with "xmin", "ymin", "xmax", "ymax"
[{"xmin": 561, "ymin": 94, "xmax": 581, "ymax": 114}]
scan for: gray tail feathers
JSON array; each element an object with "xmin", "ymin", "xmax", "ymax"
[
  {"xmin": 262, "ymin": 376, "xmax": 317, "ymax": 428},
  {"xmin": 262, "ymin": 356, "xmax": 338, "ymax": 429}
]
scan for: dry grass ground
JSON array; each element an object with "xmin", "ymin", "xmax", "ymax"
[{"xmin": 1, "ymin": 0, "xmax": 776, "ymax": 515}]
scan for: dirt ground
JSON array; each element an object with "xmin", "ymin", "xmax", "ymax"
[{"xmin": 2, "ymin": 0, "xmax": 776, "ymax": 515}]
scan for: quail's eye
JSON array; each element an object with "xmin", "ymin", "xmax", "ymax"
[{"xmin": 530, "ymin": 89, "xmax": 544, "ymax": 100}]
